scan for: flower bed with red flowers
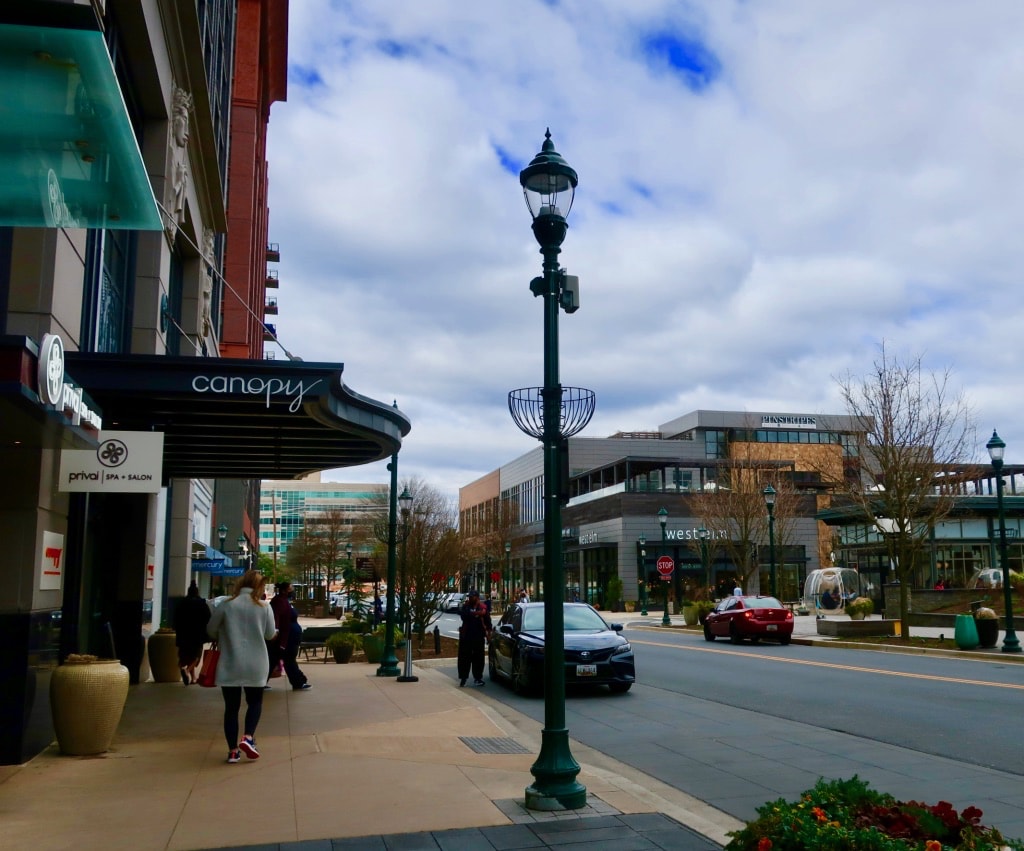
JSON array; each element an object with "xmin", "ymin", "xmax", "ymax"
[{"xmin": 725, "ymin": 776, "xmax": 1024, "ymax": 850}]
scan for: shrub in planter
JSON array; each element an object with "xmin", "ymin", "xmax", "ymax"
[
  {"xmin": 846, "ymin": 597, "xmax": 874, "ymax": 620},
  {"xmin": 695, "ymin": 600, "xmax": 716, "ymax": 624},
  {"xmin": 975, "ymin": 606, "xmax": 999, "ymax": 648},
  {"xmin": 325, "ymin": 631, "xmax": 362, "ymax": 663},
  {"xmin": 725, "ymin": 775, "xmax": 1024, "ymax": 850}
]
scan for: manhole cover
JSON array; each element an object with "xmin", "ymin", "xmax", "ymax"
[{"xmin": 459, "ymin": 736, "xmax": 531, "ymax": 754}]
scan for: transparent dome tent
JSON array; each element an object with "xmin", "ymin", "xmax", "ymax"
[{"xmin": 802, "ymin": 568, "xmax": 867, "ymax": 615}]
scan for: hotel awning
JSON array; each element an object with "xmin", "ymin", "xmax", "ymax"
[
  {"xmin": 64, "ymin": 352, "xmax": 411, "ymax": 481},
  {"xmin": 0, "ymin": 3, "xmax": 161, "ymax": 230}
]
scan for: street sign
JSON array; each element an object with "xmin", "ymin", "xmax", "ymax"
[{"xmin": 656, "ymin": 555, "xmax": 675, "ymax": 580}]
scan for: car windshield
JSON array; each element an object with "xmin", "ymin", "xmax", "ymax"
[
  {"xmin": 522, "ymin": 605, "xmax": 609, "ymax": 632},
  {"xmin": 743, "ymin": 596, "xmax": 783, "ymax": 609}
]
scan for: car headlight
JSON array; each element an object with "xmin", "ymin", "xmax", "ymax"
[{"xmin": 614, "ymin": 643, "xmax": 631, "ymax": 655}]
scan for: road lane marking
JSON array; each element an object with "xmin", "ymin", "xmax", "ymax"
[{"xmin": 630, "ymin": 638, "xmax": 1024, "ymax": 691}]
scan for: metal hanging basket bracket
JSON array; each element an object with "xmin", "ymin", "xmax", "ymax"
[{"xmin": 508, "ymin": 386, "xmax": 595, "ymax": 440}]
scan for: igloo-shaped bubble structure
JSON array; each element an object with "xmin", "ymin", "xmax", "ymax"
[{"xmin": 802, "ymin": 568, "xmax": 866, "ymax": 615}]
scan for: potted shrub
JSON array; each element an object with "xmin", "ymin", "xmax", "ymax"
[
  {"xmin": 845, "ymin": 597, "xmax": 874, "ymax": 620},
  {"xmin": 146, "ymin": 625, "xmax": 180, "ymax": 683},
  {"xmin": 974, "ymin": 606, "xmax": 999, "ymax": 648},
  {"xmin": 681, "ymin": 599, "xmax": 699, "ymax": 626},
  {"xmin": 695, "ymin": 600, "xmax": 715, "ymax": 624},
  {"xmin": 325, "ymin": 631, "xmax": 361, "ymax": 663}
]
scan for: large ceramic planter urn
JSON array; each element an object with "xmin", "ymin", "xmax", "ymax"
[
  {"xmin": 50, "ymin": 655, "xmax": 130, "ymax": 755},
  {"xmin": 975, "ymin": 617, "xmax": 999, "ymax": 648},
  {"xmin": 682, "ymin": 605, "xmax": 700, "ymax": 626},
  {"xmin": 954, "ymin": 613, "xmax": 980, "ymax": 650},
  {"xmin": 362, "ymin": 634, "xmax": 384, "ymax": 664},
  {"xmin": 147, "ymin": 630, "xmax": 181, "ymax": 683}
]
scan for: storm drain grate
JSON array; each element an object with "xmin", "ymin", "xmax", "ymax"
[{"xmin": 459, "ymin": 736, "xmax": 531, "ymax": 755}]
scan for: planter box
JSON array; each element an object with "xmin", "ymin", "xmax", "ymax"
[{"xmin": 817, "ymin": 619, "xmax": 898, "ymax": 638}]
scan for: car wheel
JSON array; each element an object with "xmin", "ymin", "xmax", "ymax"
[
  {"xmin": 703, "ymin": 623, "xmax": 715, "ymax": 642},
  {"xmin": 512, "ymin": 652, "xmax": 534, "ymax": 695},
  {"xmin": 729, "ymin": 622, "xmax": 743, "ymax": 644},
  {"xmin": 608, "ymin": 682, "xmax": 632, "ymax": 694},
  {"xmin": 779, "ymin": 635, "xmax": 792, "ymax": 646}
]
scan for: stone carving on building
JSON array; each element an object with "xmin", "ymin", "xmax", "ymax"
[
  {"xmin": 166, "ymin": 85, "xmax": 192, "ymax": 238},
  {"xmin": 200, "ymin": 228, "xmax": 215, "ymax": 339}
]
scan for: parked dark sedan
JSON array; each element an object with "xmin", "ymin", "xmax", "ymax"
[
  {"xmin": 703, "ymin": 595, "xmax": 794, "ymax": 644},
  {"xmin": 488, "ymin": 602, "xmax": 635, "ymax": 694}
]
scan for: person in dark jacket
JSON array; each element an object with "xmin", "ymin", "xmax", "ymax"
[
  {"xmin": 269, "ymin": 582, "xmax": 310, "ymax": 690},
  {"xmin": 174, "ymin": 582, "xmax": 211, "ymax": 685},
  {"xmin": 457, "ymin": 589, "xmax": 491, "ymax": 687}
]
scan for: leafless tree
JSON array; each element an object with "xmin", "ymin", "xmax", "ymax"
[{"xmin": 828, "ymin": 343, "xmax": 975, "ymax": 636}]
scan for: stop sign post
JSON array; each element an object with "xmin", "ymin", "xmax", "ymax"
[{"xmin": 656, "ymin": 555, "xmax": 674, "ymax": 581}]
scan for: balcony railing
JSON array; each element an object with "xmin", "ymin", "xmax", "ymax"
[
  {"xmin": 263, "ymin": 322, "xmax": 276, "ymax": 341},
  {"xmin": 266, "ymin": 242, "xmax": 280, "ymax": 262},
  {"xmin": 265, "ymin": 298, "xmax": 278, "ymax": 315},
  {"xmin": 266, "ymin": 269, "xmax": 279, "ymax": 288}
]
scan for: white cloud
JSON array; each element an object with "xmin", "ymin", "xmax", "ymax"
[{"xmin": 267, "ymin": 1, "xmax": 1024, "ymax": 502}]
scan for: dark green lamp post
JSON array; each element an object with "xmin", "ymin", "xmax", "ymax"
[
  {"xmin": 986, "ymin": 430, "xmax": 1020, "ymax": 653},
  {"xmin": 698, "ymin": 526, "xmax": 710, "ymax": 593},
  {"xmin": 637, "ymin": 533, "xmax": 648, "ymax": 616},
  {"xmin": 509, "ymin": 129, "xmax": 593, "ymax": 812},
  {"xmin": 217, "ymin": 523, "xmax": 227, "ymax": 551},
  {"xmin": 505, "ymin": 541, "xmax": 512, "ymax": 604},
  {"xmin": 763, "ymin": 485, "xmax": 777, "ymax": 598},
  {"xmin": 485, "ymin": 555, "xmax": 492, "ymax": 603},
  {"xmin": 659, "ymin": 508, "xmax": 671, "ymax": 626},
  {"xmin": 377, "ymin": 452, "xmax": 403, "ymax": 677}
]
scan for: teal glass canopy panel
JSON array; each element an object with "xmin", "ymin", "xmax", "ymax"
[{"xmin": 0, "ymin": 24, "xmax": 162, "ymax": 230}]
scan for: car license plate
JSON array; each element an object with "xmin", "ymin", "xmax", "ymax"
[
  {"xmin": 576, "ymin": 664, "xmax": 597, "ymax": 677},
  {"xmin": 766, "ymin": 624, "xmax": 777, "ymax": 631}
]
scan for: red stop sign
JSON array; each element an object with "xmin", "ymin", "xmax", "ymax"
[{"xmin": 656, "ymin": 555, "xmax": 675, "ymax": 580}]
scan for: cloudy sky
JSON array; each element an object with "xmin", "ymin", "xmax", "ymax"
[{"xmin": 264, "ymin": 0, "xmax": 1024, "ymax": 502}]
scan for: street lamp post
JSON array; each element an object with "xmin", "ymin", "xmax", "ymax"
[
  {"xmin": 485, "ymin": 555, "xmax": 492, "ymax": 605},
  {"xmin": 987, "ymin": 430, "xmax": 1021, "ymax": 654},
  {"xmin": 698, "ymin": 526, "xmax": 710, "ymax": 594},
  {"xmin": 377, "ymin": 453, "xmax": 403, "ymax": 677},
  {"xmin": 637, "ymin": 534, "xmax": 648, "ymax": 616},
  {"xmin": 508, "ymin": 129, "xmax": 593, "ymax": 812},
  {"xmin": 763, "ymin": 485, "xmax": 777, "ymax": 599},
  {"xmin": 505, "ymin": 541, "xmax": 511, "ymax": 605},
  {"xmin": 659, "ymin": 508, "xmax": 671, "ymax": 626},
  {"xmin": 397, "ymin": 488, "xmax": 417, "ymax": 683}
]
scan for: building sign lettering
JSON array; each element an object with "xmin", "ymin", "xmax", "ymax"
[
  {"xmin": 191, "ymin": 374, "xmax": 323, "ymax": 413},
  {"xmin": 664, "ymin": 527, "xmax": 729, "ymax": 541},
  {"xmin": 761, "ymin": 414, "xmax": 816, "ymax": 429},
  {"xmin": 37, "ymin": 334, "xmax": 103, "ymax": 431}
]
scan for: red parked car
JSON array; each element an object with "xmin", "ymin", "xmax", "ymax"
[{"xmin": 703, "ymin": 595, "xmax": 794, "ymax": 645}]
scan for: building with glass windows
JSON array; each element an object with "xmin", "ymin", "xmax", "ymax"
[{"xmin": 461, "ymin": 409, "xmax": 866, "ymax": 606}]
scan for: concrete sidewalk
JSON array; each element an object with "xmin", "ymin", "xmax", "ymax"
[{"xmin": 0, "ymin": 652, "xmax": 735, "ymax": 851}]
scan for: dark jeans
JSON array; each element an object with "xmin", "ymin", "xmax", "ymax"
[
  {"xmin": 457, "ymin": 636, "xmax": 485, "ymax": 682},
  {"xmin": 269, "ymin": 640, "xmax": 307, "ymax": 689},
  {"xmin": 221, "ymin": 686, "xmax": 264, "ymax": 750}
]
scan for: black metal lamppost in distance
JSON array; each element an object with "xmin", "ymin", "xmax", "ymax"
[
  {"xmin": 763, "ymin": 485, "xmax": 777, "ymax": 598},
  {"xmin": 987, "ymin": 430, "xmax": 1021, "ymax": 654}
]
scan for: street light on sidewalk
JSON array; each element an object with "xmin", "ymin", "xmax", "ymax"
[
  {"xmin": 987, "ymin": 430, "xmax": 1021, "ymax": 654},
  {"xmin": 508, "ymin": 129, "xmax": 592, "ymax": 811},
  {"xmin": 659, "ymin": 508, "xmax": 671, "ymax": 626},
  {"xmin": 698, "ymin": 526, "xmax": 710, "ymax": 594},
  {"xmin": 637, "ymin": 534, "xmax": 647, "ymax": 616},
  {"xmin": 763, "ymin": 485, "xmax": 777, "ymax": 598}
]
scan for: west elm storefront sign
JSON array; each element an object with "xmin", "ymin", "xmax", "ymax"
[
  {"xmin": 58, "ymin": 431, "xmax": 164, "ymax": 493},
  {"xmin": 664, "ymin": 527, "xmax": 728, "ymax": 541}
]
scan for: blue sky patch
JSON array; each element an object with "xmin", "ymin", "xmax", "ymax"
[
  {"xmin": 493, "ymin": 144, "xmax": 522, "ymax": 177},
  {"xmin": 642, "ymin": 32, "xmax": 721, "ymax": 92},
  {"xmin": 290, "ymin": 65, "xmax": 324, "ymax": 88}
]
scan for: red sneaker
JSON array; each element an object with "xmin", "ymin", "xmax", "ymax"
[{"xmin": 239, "ymin": 736, "xmax": 260, "ymax": 760}]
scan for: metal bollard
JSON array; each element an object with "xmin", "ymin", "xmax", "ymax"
[
  {"xmin": 433, "ymin": 625, "xmax": 441, "ymax": 654},
  {"xmin": 398, "ymin": 616, "xmax": 418, "ymax": 683}
]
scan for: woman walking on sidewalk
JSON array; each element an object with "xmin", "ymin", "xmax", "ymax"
[{"xmin": 207, "ymin": 570, "xmax": 278, "ymax": 764}]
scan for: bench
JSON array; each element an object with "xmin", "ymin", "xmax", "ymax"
[{"xmin": 298, "ymin": 625, "xmax": 342, "ymax": 663}]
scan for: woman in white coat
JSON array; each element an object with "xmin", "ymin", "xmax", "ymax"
[{"xmin": 207, "ymin": 570, "xmax": 277, "ymax": 763}]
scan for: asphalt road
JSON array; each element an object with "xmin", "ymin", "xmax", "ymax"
[{"xmin": 434, "ymin": 619, "xmax": 1024, "ymax": 841}]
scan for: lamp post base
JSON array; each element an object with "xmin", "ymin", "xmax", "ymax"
[
  {"xmin": 376, "ymin": 651, "xmax": 400, "ymax": 677},
  {"xmin": 525, "ymin": 729, "xmax": 586, "ymax": 811},
  {"xmin": 1001, "ymin": 634, "xmax": 1022, "ymax": 653}
]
